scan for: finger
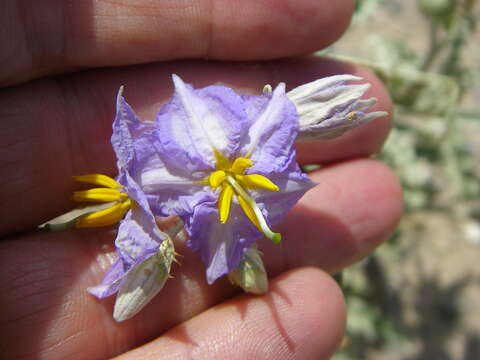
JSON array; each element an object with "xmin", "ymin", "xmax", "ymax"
[
  {"xmin": 114, "ymin": 268, "xmax": 345, "ymax": 360},
  {"xmin": 265, "ymin": 158, "xmax": 404, "ymax": 275},
  {"xmin": 0, "ymin": 158, "xmax": 400, "ymax": 359},
  {"xmin": 0, "ymin": 58, "xmax": 391, "ymax": 236},
  {"xmin": 1, "ymin": 0, "xmax": 354, "ymax": 86}
]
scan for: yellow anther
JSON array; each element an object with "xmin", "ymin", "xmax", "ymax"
[
  {"xmin": 237, "ymin": 174, "xmax": 279, "ymax": 191},
  {"xmin": 218, "ymin": 185, "xmax": 234, "ymax": 223},
  {"xmin": 76, "ymin": 200, "xmax": 132, "ymax": 228},
  {"xmin": 73, "ymin": 188, "xmax": 127, "ymax": 203},
  {"xmin": 209, "ymin": 170, "xmax": 227, "ymax": 189},
  {"xmin": 236, "ymin": 195, "xmax": 261, "ymax": 230},
  {"xmin": 231, "ymin": 157, "xmax": 253, "ymax": 174},
  {"xmin": 73, "ymin": 174, "xmax": 123, "ymax": 189}
]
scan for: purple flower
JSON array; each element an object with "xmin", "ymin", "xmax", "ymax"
[
  {"xmin": 47, "ymin": 72, "xmax": 386, "ymax": 320},
  {"xmin": 86, "ymin": 88, "xmax": 169, "ymax": 302},
  {"xmin": 137, "ymin": 75, "xmax": 315, "ymax": 284}
]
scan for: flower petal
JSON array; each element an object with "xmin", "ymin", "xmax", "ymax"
[
  {"xmin": 184, "ymin": 202, "xmax": 260, "ymax": 284},
  {"xmin": 87, "ymin": 211, "xmax": 160, "ymax": 298},
  {"xmin": 255, "ymin": 162, "xmax": 316, "ymax": 224},
  {"xmin": 239, "ymin": 83, "xmax": 299, "ymax": 174},
  {"xmin": 155, "ymin": 75, "xmax": 248, "ymax": 173},
  {"xmin": 111, "ymin": 87, "xmax": 154, "ymax": 170},
  {"xmin": 115, "ymin": 208, "xmax": 164, "ymax": 268},
  {"xmin": 135, "ymin": 151, "xmax": 214, "ymax": 216},
  {"xmin": 111, "ymin": 90, "xmax": 211, "ymax": 217},
  {"xmin": 87, "ymin": 257, "xmax": 124, "ymax": 299},
  {"xmin": 87, "ymin": 206, "xmax": 167, "ymax": 299}
]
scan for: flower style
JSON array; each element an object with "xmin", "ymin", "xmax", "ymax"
[
  {"xmin": 288, "ymin": 75, "xmax": 388, "ymax": 141},
  {"xmin": 74, "ymin": 89, "xmax": 175, "ymax": 320},
  {"xmin": 136, "ymin": 75, "xmax": 315, "ymax": 284}
]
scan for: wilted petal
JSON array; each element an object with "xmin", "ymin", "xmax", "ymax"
[
  {"xmin": 117, "ymin": 173, "xmax": 168, "ymax": 263},
  {"xmin": 88, "ymin": 207, "xmax": 164, "ymax": 300},
  {"xmin": 287, "ymin": 75, "xmax": 387, "ymax": 141},
  {"xmin": 115, "ymin": 211, "xmax": 160, "ymax": 267},
  {"xmin": 113, "ymin": 237, "xmax": 175, "ymax": 322},
  {"xmin": 111, "ymin": 87, "xmax": 155, "ymax": 171}
]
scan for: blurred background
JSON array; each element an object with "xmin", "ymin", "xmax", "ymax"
[{"xmin": 323, "ymin": 1, "xmax": 480, "ymax": 359}]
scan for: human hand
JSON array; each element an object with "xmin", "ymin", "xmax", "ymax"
[{"xmin": 0, "ymin": 1, "xmax": 402, "ymax": 359}]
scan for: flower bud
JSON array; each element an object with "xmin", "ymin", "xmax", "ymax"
[
  {"xmin": 287, "ymin": 75, "xmax": 387, "ymax": 142},
  {"xmin": 228, "ymin": 245, "xmax": 268, "ymax": 294},
  {"xmin": 113, "ymin": 236, "xmax": 175, "ymax": 322},
  {"xmin": 263, "ymin": 84, "xmax": 273, "ymax": 94}
]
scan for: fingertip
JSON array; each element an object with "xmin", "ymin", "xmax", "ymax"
[
  {"xmin": 116, "ymin": 267, "xmax": 346, "ymax": 360},
  {"xmin": 272, "ymin": 267, "xmax": 346, "ymax": 359}
]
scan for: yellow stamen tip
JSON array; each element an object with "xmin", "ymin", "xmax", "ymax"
[
  {"xmin": 218, "ymin": 185, "xmax": 234, "ymax": 224},
  {"xmin": 73, "ymin": 174, "xmax": 123, "ymax": 189},
  {"xmin": 231, "ymin": 157, "xmax": 253, "ymax": 174},
  {"xmin": 209, "ymin": 170, "xmax": 227, "ymax": 188},
  {"xmin": 73, "ymin": 188, "xmax": 125, "ymax": 203},
  {"xmin": 242, "ymin": 174, "xmax": 279, "ymax": 192}
]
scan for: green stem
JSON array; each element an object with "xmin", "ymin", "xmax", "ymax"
[{"xmin": 421, "ymin": 22, "xmax": 444, "ymax": 71}]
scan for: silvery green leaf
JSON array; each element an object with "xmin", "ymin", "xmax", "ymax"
[
  {"xmin": 113, "ymin": 237, "xmax": 175, "ymax": 322},
  {"xmin": 228, "ymin": 245, "xmax": 268, "ymax": 295}
]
